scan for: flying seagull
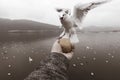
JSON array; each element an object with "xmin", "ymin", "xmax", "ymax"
[{"xmin": 56, "ymin": 0, "xmax": 111, "ymax": 43}]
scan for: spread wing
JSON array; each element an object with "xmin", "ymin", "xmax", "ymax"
[{"xmin": 72, "ymin": 0, "xmax": 111, "ymax": 30}]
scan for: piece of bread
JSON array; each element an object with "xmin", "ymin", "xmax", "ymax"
[{"xmin": 59, "ymin": 38, "xmax": 73, "ymax": 53}]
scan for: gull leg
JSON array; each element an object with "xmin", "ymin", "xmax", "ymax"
[{"xmin": 59, "ymin": 28, "xmax": 65, "ymax": 39}]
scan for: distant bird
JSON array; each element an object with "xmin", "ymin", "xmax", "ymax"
[{"xmin": 56, "ymin": 0, "xmax": 110, "ymax": 43}]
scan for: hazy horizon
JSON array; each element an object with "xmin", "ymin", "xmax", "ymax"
[{"xmin": 0, "ymin": 0, "xmax": 120, "ymax": 27}]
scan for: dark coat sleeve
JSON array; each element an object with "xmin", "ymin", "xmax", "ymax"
[{"xmin": 24, "ymin": 52, "xmax": 70, "ymax": 80}]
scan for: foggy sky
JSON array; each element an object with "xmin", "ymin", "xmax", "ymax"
[{"xmin": 0, "ymin": 0, "xmax": 120, "ymax": 27}]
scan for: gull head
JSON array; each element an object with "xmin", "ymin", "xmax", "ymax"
[{"xmin": 56, "ymin": 8, "xmax": 71, "ymax": 21}]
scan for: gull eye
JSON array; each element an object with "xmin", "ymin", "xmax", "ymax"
[{"xmin": 63, "ymin": 14, "xmax": 65, "ymax": 17}]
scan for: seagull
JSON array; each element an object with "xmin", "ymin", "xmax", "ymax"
[{"xmin": 56, "ymin": 0, "xmax": 111, "ymax": 43}]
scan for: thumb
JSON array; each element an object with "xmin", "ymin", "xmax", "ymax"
[{"xmin": 51, "ymin": 40, "xmax": 62, "ymax": 53}]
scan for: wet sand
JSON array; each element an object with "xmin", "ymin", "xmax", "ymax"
[{"xmin": 0, "ymin": 32, "xmax": 120, "ymax": 80}]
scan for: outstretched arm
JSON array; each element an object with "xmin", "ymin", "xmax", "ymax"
[
  {"xmin": 24, "ymin": 52, "xmax": 69, "ymax": 80},
  {"xmin": 24, "ymin": 38, "xmax": 74, "ymax": 80}
]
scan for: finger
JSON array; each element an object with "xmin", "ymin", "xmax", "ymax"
[
  {"xmin": 62, "ymin": 52, "xmax": 74, "ymax": 60},
  {"xmin": 51, "ymin": 40, "xmax": 62, "ymax": 53}
]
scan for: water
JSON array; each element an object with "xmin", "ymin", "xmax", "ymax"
[
  {"xmin": 0, "ymin": 32, "xmax": 120, "ymax": 80},
  {"xmin": 0, "ymin": 31, "xmax": 59, "ymax": 80}
]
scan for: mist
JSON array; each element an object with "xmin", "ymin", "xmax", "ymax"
[{"xmin": 0, "ymin": 0, "xmax": 120, "ymax": 27}]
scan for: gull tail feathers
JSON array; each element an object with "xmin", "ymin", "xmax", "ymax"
[
  {"xmin": 70, "ymin": 33, "xmax": 79, "ymax": 44},
  {"xmin": 70, "ymin": 28, "xmax": 79, "ymax": 43}
]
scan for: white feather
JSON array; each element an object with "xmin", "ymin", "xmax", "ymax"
[
  {"xmin": 56, "ymin": 0, "xmax": 111, "ymax": 43},
  {"xmin": 72, "ymin": 0, "xmax": 111, "ymax": 29}
]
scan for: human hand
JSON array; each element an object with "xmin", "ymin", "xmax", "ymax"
[{"xmin": 51, "ymin": 38, "xmax": 74, "ymax": 60}]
